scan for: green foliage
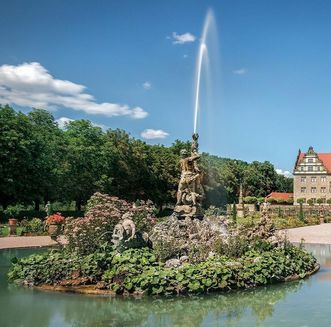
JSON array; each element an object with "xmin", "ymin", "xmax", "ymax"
[
  {"xmin": 297, "ymin": 198, "xmax": 306, "ymax": 204},
  {"xmin": 243, "ymin": 196, "xmax": 258, "ymax": 204},
  {"xmin": 8, "ymin": 244, "xmax": 115, "ymax": 285},
  {"xmin": 8, "ymin": 243, "xmax": 316, "ymax": 296},
  {"xmin": 19, "ymin": 218, "xmax": 44, "ymax": 234},
  {"xmin": 232, "ymin": 202, "xmax": 237, "ymax": 224},
  {"xmin": 307, "ymin": 199, "xmax": 315, "ymax": 206},
  {"xmin": 317, "ymin": 198, "xmax": 326, "ymax": 204},
  {"xmin": 0, "ymin": 105, "xmax": 293, "ymax": 210},
  {"xmin": 4, "ymin": 204, "xmax": 24, "ymax": 217},
  {"xmin": 299, "ymin": 203, "xmax": 305, "ymax": 222}
]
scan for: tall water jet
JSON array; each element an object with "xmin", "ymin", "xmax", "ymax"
[{"xmin": 193, "ymin": 9, "xmax": 216, "ymax": 134}]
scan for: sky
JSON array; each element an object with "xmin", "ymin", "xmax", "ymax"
[{"xmin": 1, "ymin": 0, "xmax": 331, "ymax": 176}]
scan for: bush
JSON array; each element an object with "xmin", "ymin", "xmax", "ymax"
[
  {"xmin": 297, "ymin": 198, "xmax": 306, "ymax": 204},
  {"xmin": 267, "ymin": 198, "xmax": 277, "ymax": 204},
  {"xmin": 64, "ymin": 193, "xmax": 156, "ymax": 254},
  {"xmin": 243, "ymin": 196, "xmax": 257, "ymax": 204},
  {"xmin": 4, "ymin": 204, "xmax": 24, "ymax": 218},
  {"xmin": 307, "ymin": 199, "xmax": 315, "ymax": 206},
  {"xmin": 19, "ymin": 218, "xmax": 44, "ymax": 235}
]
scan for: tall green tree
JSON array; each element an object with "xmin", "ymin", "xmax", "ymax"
[
  {"xmin": 61, "ymin": 120, "xmax": 104, "ymax": 210},
  {"xmin": 0, "ymin": 105, "xmax": 37, "ymax": 208},
  {"xmin": 27, "ymin": 109, "xmax": 64, "ymax": 209}
]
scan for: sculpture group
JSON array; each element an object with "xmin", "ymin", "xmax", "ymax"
[{"xmin": 174, "ymin": 133, "xmax": 204, "ymax": 218}]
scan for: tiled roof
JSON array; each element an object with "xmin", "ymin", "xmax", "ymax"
[
  {"xmin": 297, "ymin": 152, "xmax": 331, "ymax": 173},
  {"xmin": 266, "ymin": 192, "xmax": 293, "ymax": 200}
]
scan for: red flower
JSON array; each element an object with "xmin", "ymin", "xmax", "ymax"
[{"xmin": 46, "ymin": 212, "xmax": 65, "ymax": 225}]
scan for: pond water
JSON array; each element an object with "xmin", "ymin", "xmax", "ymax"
[{"xmin": 1, "ymin": 244, "xmax": 331, "ymax": 327}]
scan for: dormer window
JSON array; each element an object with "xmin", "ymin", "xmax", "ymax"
[
  {"xmin": 308, "ymin": 158, "xmax": 313, "ymax": 163},
  {"xmin": 308, "ymin": 166, "xmax": 313, "ymax": 172}
]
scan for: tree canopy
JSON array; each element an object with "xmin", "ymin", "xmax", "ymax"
[{"xmin": 0, "ymin": 105, "xmax": 293, "ymax": 210}]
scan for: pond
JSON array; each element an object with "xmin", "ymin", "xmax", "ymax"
[{"xmin": 1, "ymin": 244, "xmax": 331, "ymax": 327}]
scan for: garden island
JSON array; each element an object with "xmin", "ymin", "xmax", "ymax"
[{"xmin": 7, "ymin": 132, "xmax": 319, "ymax": 296}]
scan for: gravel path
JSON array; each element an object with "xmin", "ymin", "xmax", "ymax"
[
  {"xmin": 1, "ymin": 224, "xmax": 331, "ymax": 250},
  {"xmin": 284, "ymin": 223, "xmax": 331, "ymax": 244},
  {"xmin": 0, "ymin": 236, "xmax": 66, "ymax": 250}
]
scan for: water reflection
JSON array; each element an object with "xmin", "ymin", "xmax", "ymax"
[{"xmin": 0, "ymin": 247, "xmax": 323, "ymax": 327}]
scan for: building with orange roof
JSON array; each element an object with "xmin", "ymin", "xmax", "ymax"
[
  {"xmin": 266, "ymin": 192, "xmax": 293, "ymax": 202},
  {"xmin": 293, "ymin": 146, "xmax": 331, "ymax": 204}
]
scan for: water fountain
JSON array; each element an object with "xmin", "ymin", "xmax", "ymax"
[{"xmin": 174, "ymin": 9, "xmax": 216, "ymax": 219}]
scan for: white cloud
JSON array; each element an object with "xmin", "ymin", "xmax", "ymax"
[
  {"xmin": 0, "ymin": 62, "xmax": 148, "ymax": 119},
  {"xmin": 171, "ymin": 32, "xmax": 196, "ymax": 44},
  {"xmin": 276, "ymin": 169, "xmax": 292, "ymax": 178},
  {"xmin": 233, "ymin": 68, "xmax": 247, "ymax": 75},
  {"xmin": 56, "ymin": 117, "xmax": 74, "ymax": 129},
  {"xmin": 141, "ymin": 129, "xmax": 169, "ymax": 140},
  {"xmin": 56, "ymin": 116, "xmax": 108, "ymax": 131},
  {"xmin": 142, "ymin": 81, "xmax": 152, "ymax": 90}
]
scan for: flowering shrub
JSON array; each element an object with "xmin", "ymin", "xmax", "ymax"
[
  {"xmin": 19, "ymin": 218, "xmax": 45, "ymax": 234},
  {"xmin": 46, "ymin": 213, "xmax": 65, "ymax": 225},
  {"xmin": 64, "ymin": 193, "xmax": 156, "ymax": 254}
]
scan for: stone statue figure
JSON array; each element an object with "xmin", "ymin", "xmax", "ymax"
[
  {"xmin": 174, "ymin": 133, "xmax": 204, "ymax": 218},
  {"xmin": 112, "ymin": 213, "xmax": 136, "ymax": 247},
  {"xmin": 111, "ymin": 212, "xmax": 151, "ymax": 250},
  {"xmin": 45, "ymin": 201, "xmax": 51, "ymax": 216}
]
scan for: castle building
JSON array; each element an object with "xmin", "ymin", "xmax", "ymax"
[{"xmin": 293, "ymin": 146, "xmax": 331, "ymax": 204}]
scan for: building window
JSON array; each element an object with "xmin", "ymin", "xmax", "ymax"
[
  {"xmin": 301, "ymin": 187, "xmax": 306, "ymax": 193},
  {"xmin": 321, "ymin": 177, "xmax": 326, "ymax": 182},
  {"xmin": 308, "ymin": 158, "xmax": 313, "ymax": 163},
  {"xmin": 301, "ymin": 177, "xmax": 306, "ymax": 183},
  {"xmin": 308, "ymin": 166, "xmax": 313, "ymax": 171},
  {"xmin": 311, "ymin": 187, "xmax": 317, "ymax": 193},
  {"xmin": 321, "ymin": 187, "xmax": 326, "ymax": 193},
  {"xmin": 311, "ymin": 177, "xmax": 317, "ymax": 183}
]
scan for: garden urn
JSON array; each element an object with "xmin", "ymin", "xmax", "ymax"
[
  {"xmin": 48, "ymin": 223, "xmax": 62, "ymax": 239},
  {"xmin": 8, "ymin": 218, "xmax": 17, "ymax": 235},
  {"xmin": 8, "ymin": 218, "xmax": 17, "ymax": 226}
]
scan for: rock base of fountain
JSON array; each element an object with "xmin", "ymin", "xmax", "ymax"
[
  {"xmin": 149, "ymin": 214, "xmax": 227, "ymax": 261},
  {"xmin": 173, "ymin": 204, "xmax": 204, "ymax": 219}
]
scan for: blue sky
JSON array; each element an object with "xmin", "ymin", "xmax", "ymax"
[{"xmin": 1, "ymin": 0, "xmax": 331, "ymax": 175}]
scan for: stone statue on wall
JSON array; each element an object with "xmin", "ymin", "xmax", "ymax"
[{"xmin": 174, "ymin": 133, "xmax": 204, "ymax": 218}]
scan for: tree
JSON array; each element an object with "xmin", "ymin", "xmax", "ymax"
[
  {"xmin": 61, "ymin": 120, "xmax": 104, "ymax": 210},
  {"xmin": 27, "ymin": 109, "xmax": 64, "ymax": 209},
  {"xmin": 0, "ymin": 105, "xmax": 37, "ymax": 208},
  {"xmin": 243, "ymin": 161, "xmax": 278, "ymax": 198},
  {"xmin": 275, "ymin": 174, "xmax": 293, "ymax": 193}
]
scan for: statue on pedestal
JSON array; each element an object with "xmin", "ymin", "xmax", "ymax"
[{"xmin": 174, "ymin": 133, "xmax": 204, "ymax": 218}]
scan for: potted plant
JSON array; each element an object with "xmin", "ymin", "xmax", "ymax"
[
  {"xmin": 4, "ymin": 205, "xmax": 22, "ymax": 226},
  {"xmin": 46, "ymin": 212, "xmax": 65, "ymax": 239}
]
